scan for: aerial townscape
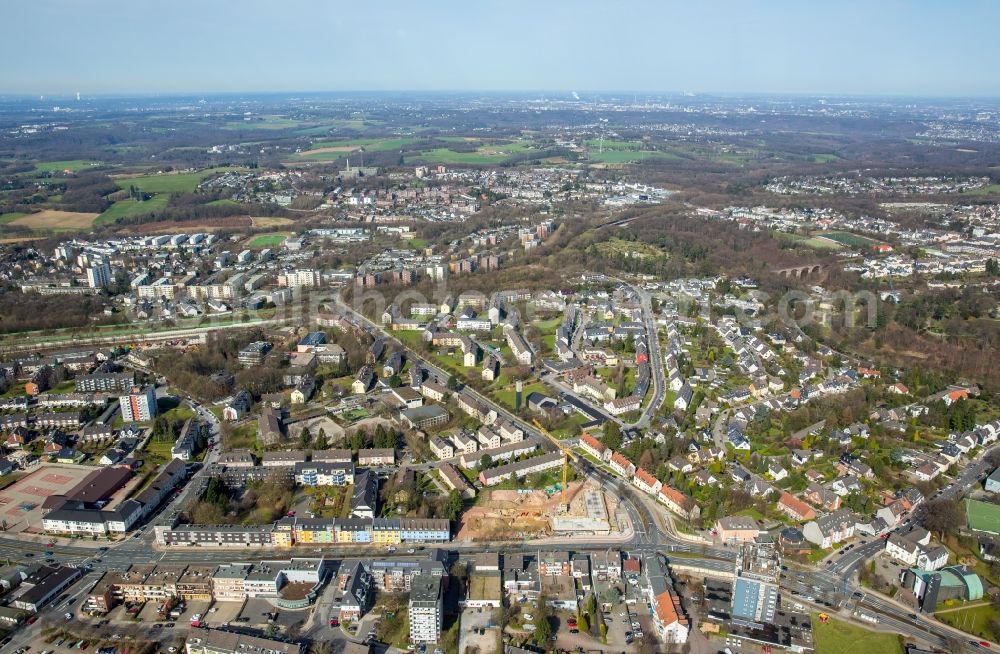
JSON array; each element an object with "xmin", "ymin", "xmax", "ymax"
[{"xmin": 3, "ymin": 4, "xmax": 1000, "ymax": 654}]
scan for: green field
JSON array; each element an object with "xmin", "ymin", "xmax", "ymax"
[
  {"xmin": 113, "ymin": 168, "xmax": 234, "ymax": 193},
  {"xmin": 967, "ymin": 499, "xmax": 1000, "ymax": 534},
  {"xmin": 95, "ymin": 194, "xmax": 170, "ymax": 225},
  {"xmin": 936, "ymin": 602, "xmax": 1000, "ymax": 641},
  {"xmin": 582, "ymin": 139, "xmax": 684, "ymax": 163},
  {"xmin": 207, "ymin": 198, "xmax": 240, "ymax": 207},
  {"xmin": 34, "ymin": 160, "xmax": 103, "ymax": 173},
  {"xmin": 248, "ymin": 233, "xmax": 289, "ymax": 248},
  {"xmin": 293, "ymin": 137, "xmax": 423, "ymax": 161},
  {"xmin": 778, "ymin": 232, "xmax": 843, "ymax": 250},
  {"xmin": 295, "ymin": 118, "xmax": 370, "ymax": 135},
  {"xmin": 224, "ymin": 115, "xmax": 301, "ymax": 130},
  {"xmin": 0, "ymin": 212, "xmax": 27, "ymax": 225},
  {"xmin": 587, "ymin": 149, "xmax": 682, "ymax": 163},
  {"xmin": 964, "ymin": 183, "xmax": 1000, "ymax": 196},
  {"xmin": 818, "ymin": 231, "xmax": 879, "ymax": 248},
  {"xmin": 495, "ymin": 381, "xmax": 548, "ymax": 411},
  {"xmin": 812, "ymin": 615, "xmax": 903, "ymax": 654},
  {"xmin": 812, "ymin": 154, "xmax": 841, "ymax": 163}
]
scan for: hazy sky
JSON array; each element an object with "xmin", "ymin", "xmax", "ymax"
[{"xmin": 3, "ymin": 0, "xmax": 998, "ymax": 97}]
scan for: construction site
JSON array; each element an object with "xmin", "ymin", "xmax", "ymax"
[{"xmin": 454, "ymin": 479, "xmax": 624, "ymax": 542}]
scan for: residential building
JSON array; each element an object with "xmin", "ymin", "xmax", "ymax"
[
  {"xmin": 118, "ymin": 385, "xmax": 157, "ymax": 422},
  {"xmin": 409, "ymin": 573, "xmax": 444, "ymax": 644}
]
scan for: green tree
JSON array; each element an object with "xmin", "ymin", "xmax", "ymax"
[
  {"xmin": 445, "ymin": 490, "xmax": 463, "ymax": 520},
  {"xmin": 447, "ymin": 374, "xmax": 459, "ymax": 390},
  {"xmin": 603, "ymin": 422, "xmax": 622, "ymax": 451}
]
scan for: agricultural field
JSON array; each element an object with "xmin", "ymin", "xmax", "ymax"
[
  {"xmin": 250, "ymin": 216, "xmax": 294, "ymax": 229},
  {"xmin": 584, "ymin": 138, "xmax": 684, "ymax": 163},
  {"xmin": 223, "ymin": 115, "xmax": 301, "ymax": 130},
  {"xmin": 34, "ymin": 160, "xmax": 103, "ymax": 173},
  {"xmin": 586, "ymin": 149, "xmax": 682, "ymax": 164},
  {"xmin": 112, "ymin": 167, "xmax": 237, "ymax": 194},
  {"xmin": 0, "ymin": 212, "xmax": 27, "ymax": 225},
  {"xmin": 95, "ymin": 194, "xmax": 170, "ymax": 225},
  {"xmin": 294, "ymin": 137, "xmax": 422, "ymax": 160},
  {"xmin": 404, "ymin": 140, "xmax": 537, "ymax": 165},
  {"xmin": 6, "ymin": 210, "xmax": 99, "ymax": 230},
  {"xmin": 811, "ymin": 614, "xmax": 903, "ymax": 654}
]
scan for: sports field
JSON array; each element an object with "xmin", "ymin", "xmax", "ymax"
[
  {"xmin": 817, "ymin": 231, "xmax": 879, "ymax": 247},
  {"xmin": 0, "ymin": 463, "xmax": 95, "ymax": 533},
  {"xmin": 248, "ymin": 232, "xmax": 290, "ymax": 248},
  {"xmin": 968, "ymin": 499, "xmax": 1000, "ymax": 534}
]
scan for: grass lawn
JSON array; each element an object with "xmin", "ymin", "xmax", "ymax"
[
  {"xmin": 405, "ymin": 237, "xmax": 428, "ymax": 249},
  {"xmin": 207, "ymin": 198, "xmax": 241, "ymax": 207},
  {"xmin": 812, "ymin": 614, "xmax": 904, "ymax": 654},
  {"xmin": 224, "ymin": 422, "xmax": 258, "ymax": 451},
  {"xmin": 373, "ymin": 595, "xmax": 410, "ymax": 647},
  {"xmin": 95, "ymin": 194, "xmax": 170, "ymax": 225},
  {"xmin": 935, "ymin": 602, "xmax": 1000, "ymax": 641},
  {"xmin": 248, "ymin": 232, "xmax": 290, "ymax": 248},
  {"xmin": 34, "ymin": 160, "xmax": 103, "ymax": 173},
  {"xmin": 142, "ymin": 438, "xmax": 174, "ymax": 465},
  {"xmin": 495, "ymin": 381, "xmax": 548, "ymax": 411}
]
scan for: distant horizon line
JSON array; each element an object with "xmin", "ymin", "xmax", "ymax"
[{"xmin": 2, "ymin": 89, "xmax": 1000, "ymax": 102}]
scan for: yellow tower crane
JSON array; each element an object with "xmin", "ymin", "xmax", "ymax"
[{"xmin": 533, "ymin": 419, "xmax": 577, "ymax": 511}]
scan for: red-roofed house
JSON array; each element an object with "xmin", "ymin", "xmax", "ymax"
[
  {"xmin": 632, "ymin": 468, "xmax": 661, "ymax": 495},
  {"xmin": 579, "ymin": 433, "xmax": 610, "ymax": 463},
  {"xmin": 944, "ymin": 389, "xmax": 969, "ymax": 406},
  {"xmin": 778, "ymin": 492, "xmax": 816, "ymax": 522},
  {"xmin": 657, "ymin": 486, "xmax": 701, "ymax": 521},
  {"xmin": 653, "ymin": 590, "xmax": 689, "ymax": 644},
  {"xmin": 609, "ymin": 452, "xmax": 636, "ymax": 478}
]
